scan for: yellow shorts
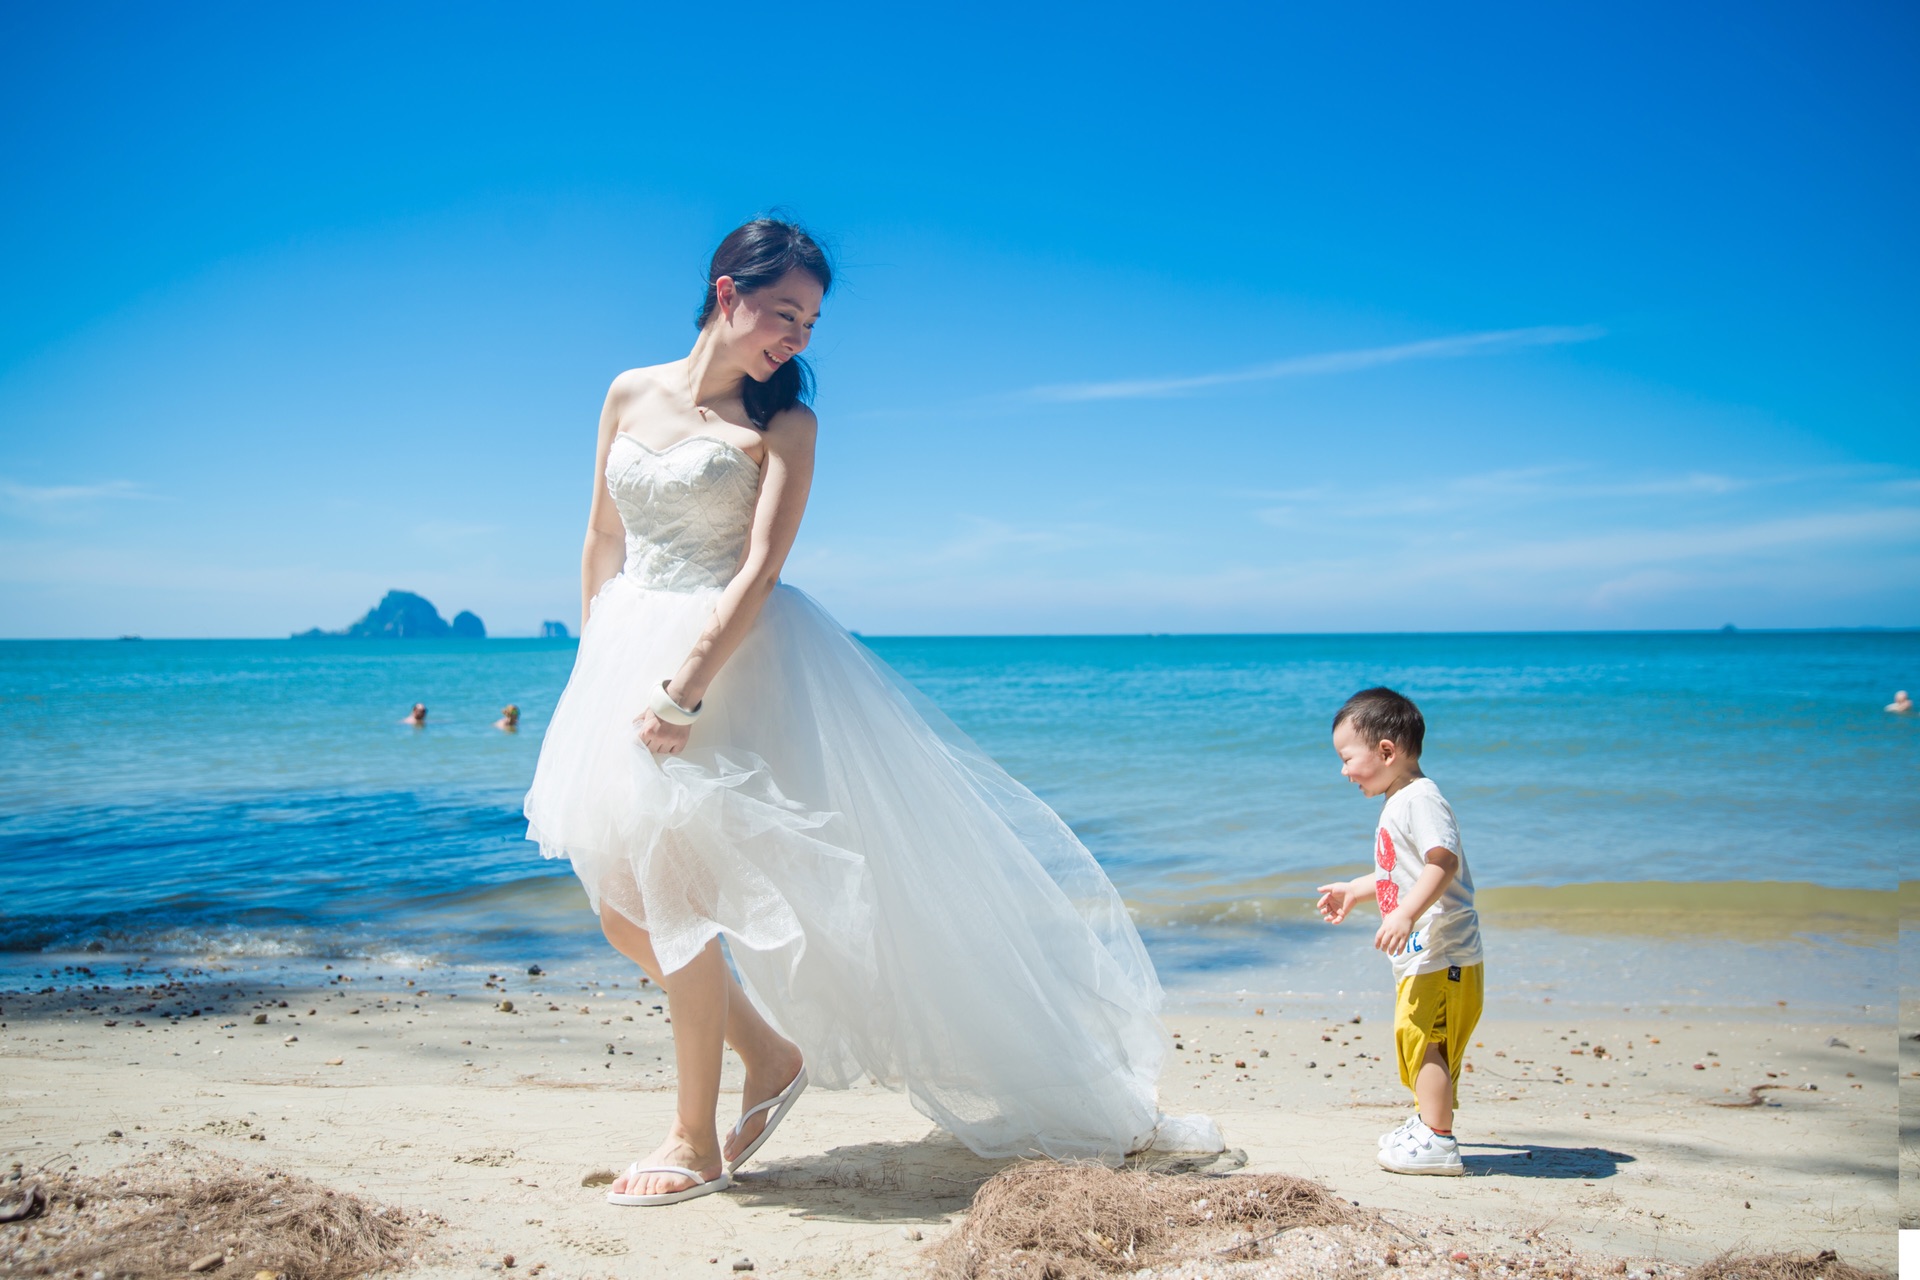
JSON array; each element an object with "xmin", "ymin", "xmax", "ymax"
[{"xmin": 1394, "ymin": 963, "xmax": 1484, "ymax": 1105}]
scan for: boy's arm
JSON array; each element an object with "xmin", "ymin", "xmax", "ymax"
[
  {"xmin": 1373, "ymin": 848, "xmax": 1458, "ymax": 955},
  {"xmin": 1316, "ymin": 871, "xmax": 1380, "ymax": 925}
]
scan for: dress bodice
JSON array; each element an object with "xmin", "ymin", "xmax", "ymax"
[{"xmin": 606, "ymin": 434, "xmax": 762, "ymax": 591}]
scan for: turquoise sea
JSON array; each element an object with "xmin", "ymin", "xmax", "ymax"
[{"xmin": 3, "ymin": 630, "xmax": 1911, "ymax": 1016}]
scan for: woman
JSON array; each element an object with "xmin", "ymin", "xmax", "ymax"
[{"xmin": 524, "ymin": 218, "xmax": 1216, "ymax": 1207}]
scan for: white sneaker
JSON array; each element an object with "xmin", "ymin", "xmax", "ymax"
[
  {"xmin": 1378, "ymin": 1114, "xmax": 1421, "ymax": 1150},
  {"xmin": 1377, "ymin": 1124, "xmax": 1464, "ymax": 1176}
]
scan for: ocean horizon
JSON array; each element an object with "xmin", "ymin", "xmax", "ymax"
[
  {"xmin": 45, "ymin": 625, "xmax": 1920, "ymax": 641},
  {"xmin": 5, "ymin": 627, "xmax": 1910, "ymax": 1017}
]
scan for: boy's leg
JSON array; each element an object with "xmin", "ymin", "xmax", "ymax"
[
  {"xmin": 1384, "ymin": 971, "xmax": 1466, "ymax": 1174},
  {"xmin": 1415, "ymin": 1043, "xmax": 1454, "ymax": 1133},
  {"xmin": 1393, "ymin": 972, "xmax": 1442, "ymax": 1118},
  {"xmin": 1397, "ymin": 964, "xmax": 1483, "ymax": 1134},
  {"xmin": 1421, "ymin": 964, "xmax": 1485, "ymax": 1133}
]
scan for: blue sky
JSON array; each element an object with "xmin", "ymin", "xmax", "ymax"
[{"xmin": 1, "ymin": 2, "xmax": 1915, "ymax": 637}]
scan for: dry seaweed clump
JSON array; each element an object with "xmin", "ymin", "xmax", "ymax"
[
  {"xmin": 1684, "ymin": 1251, "xmax": 1884, "ymax": 1280},
  {"xmin": 927, "ymin": 1165, "xmax": 1889, "ymax": 1280},
  {"xmin": 931, "ymin": 1162, "xmax": 1358, "ymax": 1279},
  {"xmin": 0, "ymin": 1146, "xmax": 433, "ymax": 1280}
]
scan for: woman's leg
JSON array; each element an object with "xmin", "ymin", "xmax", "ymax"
[
  {"xmin": 717, "ymin": 980, "xmax": 806, "ymax": 1163},
  {"xmin": 599, "ymin": 904, "xmax": 784, "ymax": 1056},
  {"xmin": 598, "ymin": 907, "xmax": 725, "ymax": 1194},
  {"xmin": 598, "ymin": 907, "xmax": 804, "ymax": 1185}
]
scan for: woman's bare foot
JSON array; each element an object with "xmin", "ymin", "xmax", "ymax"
[
  {"xmin": 611, "ymin": 1127, "xmax": 724, "ymax": 1198},
  {"xmin": 724, "ymin": 1042, "xmax": 806, "ymax": 1164}
]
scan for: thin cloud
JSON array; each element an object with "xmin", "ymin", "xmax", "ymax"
[
  {"xmin": 795, "ymin": 458, "xmax": 1920, "ymax": 630},
  {"xmin": 1447, "ymin": 467, "xmax": 1750, "ymax": 499},
  {"xmin": 1252, "ymin": 465, "xmax": 1783, "ymax": 523},
  {"xmin": 1021, "ymin": 325, "xmax": 1605, "ymax": 403},
  {"xmin": 0, "ymin": 478, "xmax": 153, "ymax": 507},
  {"xmin": 807, "ymin": 503, "xmax": 1920, "ymax": 629},
  {"xmin": 1441, "ymin": 506, "xmax": 1920, "ymax": 576}
]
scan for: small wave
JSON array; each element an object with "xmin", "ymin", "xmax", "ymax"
[
  {"xmin": 1119, "ymin": 873, "xmax": 1895, "ymax": 941},
  {"xmin": 403, "ymin": 874, "xmax": 589, "ymax": 914},
  {"xmin": 1476, "ymin": 879, "xmax": 1895, "ymax": 939},
  {"xmin": 2, "ymin": 919, "xmax": 444, "ymax": 968}
]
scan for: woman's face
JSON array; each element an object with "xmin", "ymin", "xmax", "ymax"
[{"xmin": 717, "ymin": 269, "xmax": 823, "ymax": 381}]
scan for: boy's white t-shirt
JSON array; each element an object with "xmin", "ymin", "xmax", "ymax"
[{"xmin": 1373, "ymin": 776, "xmax": 1482, "ymax": 980}]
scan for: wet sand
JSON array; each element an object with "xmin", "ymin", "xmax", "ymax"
[
  {"xmin": 1899, "ymin": 904, "xmax": 1918, "ymax": 1232},
  {"xmin": 0, "ymin": 960, "xmax": 1894, "ymax": 1276}
]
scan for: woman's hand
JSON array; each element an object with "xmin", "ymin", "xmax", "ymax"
[{"xmin": 634, "ymin": 708, "xmax": 692, "ymax": 756}]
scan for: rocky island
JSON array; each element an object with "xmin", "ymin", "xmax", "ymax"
[{"xmin": 294, "ymin": 590, "xmax": 486, "ymax": 639}]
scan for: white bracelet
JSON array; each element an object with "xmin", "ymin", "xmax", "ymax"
[{"xmin": 646, "ymin": 681, "xmax": 702, "ymax": 726}]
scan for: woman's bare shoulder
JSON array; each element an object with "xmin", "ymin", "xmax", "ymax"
[
  {"xmin": 599, "ymin": 363, "xmax": 680, "ymax": 431},
  {"xmin": 606, "ymin": 362, "xmax": 679, "ymax": 402},
  {"xmin": 764, "ymin": 402, "xmax": 819, "ymax": 447}
]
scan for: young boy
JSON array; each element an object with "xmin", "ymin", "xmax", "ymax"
[{"xmin": 1316, "ymin": 687, "xmax": 1483, "ymax": 1176}]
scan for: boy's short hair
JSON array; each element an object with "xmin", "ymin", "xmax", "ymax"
[{"xmin": 1332, "ymin": 686, "xmax": 1425, "ymax": 756}]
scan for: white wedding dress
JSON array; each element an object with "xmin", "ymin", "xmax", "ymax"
[{"xmin": 524, "ymin": 432, "xmax": 1217, "ymax": 1162}]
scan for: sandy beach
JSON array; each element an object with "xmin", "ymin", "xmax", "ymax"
[{"xmin": 1, "ymin": 959, "xmax": 1894, "ymax": 1276}]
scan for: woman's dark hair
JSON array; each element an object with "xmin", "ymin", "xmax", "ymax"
[
  {"xmin": 696, "ymin": 218, "xmax": 833, "ymax": 429},
  {"xmin": 1332, "ymin": 686, "xmax": 1426, "ymax": 756}
]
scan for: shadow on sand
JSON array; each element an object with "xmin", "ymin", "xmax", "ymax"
[
  {"xmin": 729, "ymin": 1135, "xmax": 1253, "ymax": 1223},
  {"xmin": 729, "ymin": 1135, "xmax": 1009, "ymax": 1223},
  {"xmin": 1461, "ymin": 1142, "xmax": 1636, "ymax": 1179}
]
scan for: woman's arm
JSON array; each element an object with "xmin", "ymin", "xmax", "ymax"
[
  {"xmin": 637, "ymin": 405, "xmax": 818, "ymax": 755},
  {"xmin": 580, "ymin": 375, "xmax": 638, "ymax": 632}
]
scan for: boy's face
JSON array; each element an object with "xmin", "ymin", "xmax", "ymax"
[{"xmin": 1333, "ymin": 719, "xmax": 1408, "ymax": 798}]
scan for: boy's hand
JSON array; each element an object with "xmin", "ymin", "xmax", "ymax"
[
  {"xmin": 1315, "ymin": 881, "xmax": 1359, "ymax": 924},
  {"xmin": 1374, "ymin": 907, "xmax": 1415, "ymax": 956}
]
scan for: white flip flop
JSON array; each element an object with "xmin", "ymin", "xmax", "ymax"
[
  {"xmin": 605, "ymin": 1163, "xmax": 731, "ymax": 1207},
  {"xmin": 726, "ymin": 1064, "xmax": 808, "ymax": 1174}
]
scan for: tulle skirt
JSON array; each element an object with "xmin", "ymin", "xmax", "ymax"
[{"xmin": 523, "ymin": 575, "xmax": 1174, "ymax": 1162}]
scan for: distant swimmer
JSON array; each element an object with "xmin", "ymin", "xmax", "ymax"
[
  {"xmin": 495, "ymin": 704, "xmax": 521, "ymax": 732},
  {"xmin": 1889, "ymin": 690, "xmax": 1913, "ymax": 714},
  {"xmin": 402, "ymin": 703, "xmax": 428, "ymax": 727}
]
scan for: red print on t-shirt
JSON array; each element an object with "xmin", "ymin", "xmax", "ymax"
[{"xmin": 1375, "ymin": 829, "xmax": 1399, "ymax": 914}]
